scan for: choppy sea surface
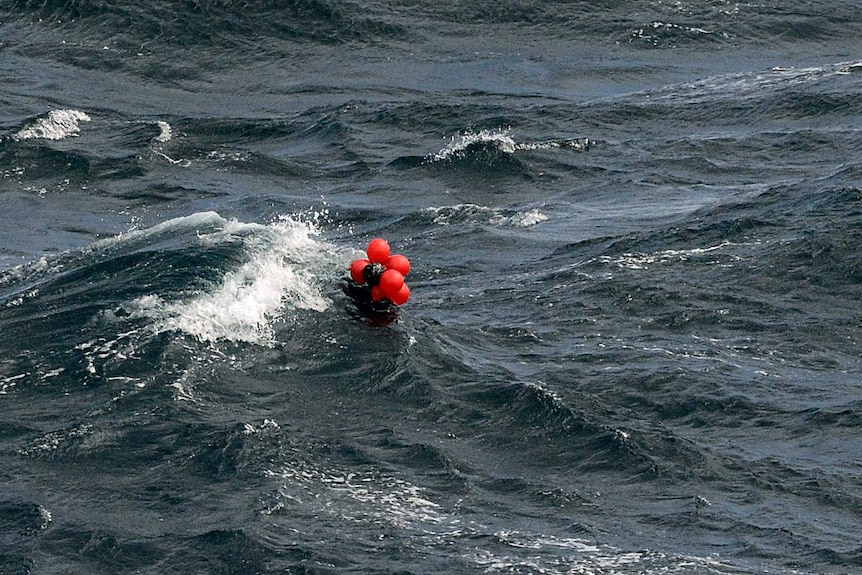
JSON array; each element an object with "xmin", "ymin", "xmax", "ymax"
[{"xmin": 2, "ymin": 2, "xmax": 861, "ymax": 574}]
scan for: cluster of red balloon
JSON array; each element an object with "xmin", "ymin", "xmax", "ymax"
[{"xmin": 349, "ymin": 238, "xmax": 411, "ymax": 306}]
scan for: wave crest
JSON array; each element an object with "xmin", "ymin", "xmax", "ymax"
[
  {"xmin": 131, "ymin": 215, "xmax": 331, "ymax": 346},
  {"xmin": 425, "ymin": 204, "xmax": 548, "ymax": 228},
  {"xmin": 13, "ymin": 110, "xmax": 91, "ymax": 141},
  {"xmin": 427, "ymin": 129, "xmax": 589, "ymax": 164}
]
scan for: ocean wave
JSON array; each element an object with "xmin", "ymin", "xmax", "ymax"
[
  {"xmin": 389, "ymin": 128, "xmax": 589, "ymax": 184},
  {"xmin": 669, "ymin": 61, "xmax": 862, "ymax": 102},
  {"xmin": 0, "ymin": 211, "xmax": 340, "ymax": 398},
  {"xmin": 425, "ymin": 203, "xmax": 548, "ymax": 228},
  {"xmin": 628, "ymin": 20, "xmax": 731, "ymax": 48},
  {"xmin": 153, "ymin": 121, "xmax": 172, "ymax": 143},
  {"xmin": 129, "ymin": 214, "xmax": 333, "ymax": 346},
  {"xmin": 455, "ymin": 378, "xmax": 659, "ymax": 477},
  {"xmin": 597, "ymin": 241, "xmax": 741, "ymax": 270},
  {"xmin": 6, "ymin": 0, "xmax": 407, "ymax": 49},
  {"xmin": 472, "ymin": 530, "xmax": 737, "ymax": 575},
  {"xmin": 3, "ymin": 2, "xmax": 861, "ymax": 573},
  {"xmin": 12, "ymin": 109, "xmax": 91, "ymax": 141},
  {"xmin": 0, "ymin": 501, "xmax": 52, "ymax": 535},
  {"xmin": 266, "ymin": 457, "xmax": 446, "ymax": 530},
  {"xmin": 596, "ymin": 60, "xmax": 862, "ymax": 125},
  {"xmin": 427, "ymin": 128, "xmax": 589, "ymax": 164},
  {"xmin": 623, "ymin": 1, "xmax": 862, "ymax": 48}
]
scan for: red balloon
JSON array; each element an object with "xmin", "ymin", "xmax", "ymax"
[
  {"xmin": 385, "ymin": 254, "xmax": 410, "ymax": 277},
  {"xmin": 379, "ymin": 269, "xmax": 404, "ymax": 299},
  {"xmin": 370, "ymin": 284, "xmax": 386, "ymax": 302},
  {"xmin": 366, "ymin": 238, "xmax": 390, "ymax": 263},
  {"xmin": 350, "ymin": 258, "xmax": 370, "ymax": 284},
  {"xmin": 390, "ymin": 283, "xmax": 410, "ymax": 306}
]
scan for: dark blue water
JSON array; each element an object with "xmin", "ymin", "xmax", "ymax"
[{"xmin": 2, "ymin": 2, "xmax": 861, "ymax": 574}]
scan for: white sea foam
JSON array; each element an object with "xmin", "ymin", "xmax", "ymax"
[
  {"xmin": 430, "ymin": 129, "xmax": 517, "ymax": 162},
  {"xmin": 630, "ymin": 20, "xmax": 727, "ymax": 46},
  {"xmin": 599, "ymin": 241, "xmax": 739, "ymax": 270},
  {"xmin": 4, "ymin": 211, "xmax": 331, "ymax": 350},
  {"xmin": 0, "ymin": 373, "xmax": 28, "ymax": 395},
  {"xmin": 472, "ymin": 531, "xmax": 735, "ymax": 575},
  {"xmin": 836, "ymin": 60, "xmax": 862, "ymax": 75},
  {"xmin": 131, "ymin": 213, "xmax": 331, "ymax": 346},
  {"xmin": 428, "ymin": 128, "xmax": 589, "ymax": 163},
  {"xmin": 154, "ymin": 120, "xmax": 172, "ymax": 143},
  {"xmin": 19, "ymin": 423, "xmax": 95, "ymax": 456},
  {"xmin": 13, "ymin": 109, "xmax": 91, "ymax": 141},
  {"xmin": 426, "ymin": 204, "xmax": 548, "ymax": 228},
  {"xmin": 267, "ymin": 459, "xmax": 446, "ymax": 529},
  {"xmin": 490, "ymin": 208, "xmax": 548, "ymax": 227}
]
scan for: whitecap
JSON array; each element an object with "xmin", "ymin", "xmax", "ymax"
[
  {"xmin": 426, "ymin": 204, "xmax": 548, "ymax": 228},
  {"xmin": 427, "ymin": 128, "xmax": 590, "ymax": 163},
  {"xmin": 0, "ymin": 373, "xmax": 28, "ymax": 395},
  {"xmin": 154, "ymin": 120, "xmax": 172, "ymax": 143},
  {"xmin": 489, "ymin": 208, "xmax": 548, "ymax": 227},
  {"xmin": 429, "ymin": 129, "xmax": 517, "ymax": 162},
  {"xmin": 131, "ymin": 214, "xmax": 331, "ymax": 346},
  {"xmin": 13, "ymin": 109, "xmax": 91, "ymax": 141}
]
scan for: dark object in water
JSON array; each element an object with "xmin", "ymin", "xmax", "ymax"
[{"xmin": 342, "ymin": 279, "xmax": 399, "ymax": 325}]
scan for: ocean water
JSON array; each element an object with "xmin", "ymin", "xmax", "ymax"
[{"xmin": 1, "ymin": 2, "xmax": 861, "ymax": 574}]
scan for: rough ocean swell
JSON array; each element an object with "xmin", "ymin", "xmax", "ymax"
[{"xmin": 2, "ymin": 1, "xmax": 862, "ymax": 574}]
